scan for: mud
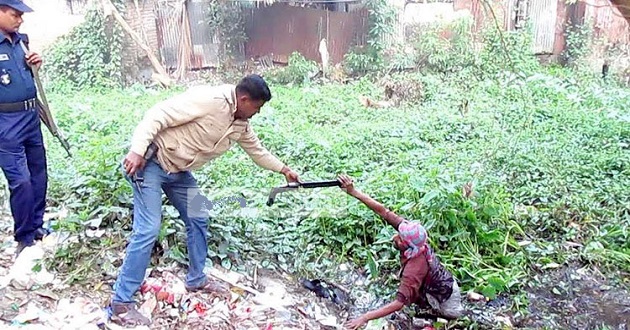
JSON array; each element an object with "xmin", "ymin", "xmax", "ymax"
[
  {"xmin": 1, "ymin": 208, "xmax": 629, "ymax": 329},
  {"xmin": 520, "ymin": 264, "xmax": 629, "ymax": 330}
]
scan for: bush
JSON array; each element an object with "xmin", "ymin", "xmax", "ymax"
[
  {"xmin": 41, "ymin": 6, "xmax": 124, "ymax": 92},
  {"xmin": 264, "ymin": 52, "xmax": 319, "ymax": 85}
]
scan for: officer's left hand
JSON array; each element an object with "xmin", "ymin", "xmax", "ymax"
[
  {"xmin": 25, "ymin": 52, "xmax": 42, "ymax": 69},
  {"xmin": 280, "ymin": 166, "xmax": 301, "ymax": 184}
]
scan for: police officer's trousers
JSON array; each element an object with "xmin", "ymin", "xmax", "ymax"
[{"xmin": 0, "ymin": 106, "xmax": 47, "ymax": 245}]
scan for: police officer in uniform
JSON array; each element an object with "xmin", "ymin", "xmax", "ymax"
[{"xmin": 0, "ymin": 0, "xmax": 49, "ymax": 256}]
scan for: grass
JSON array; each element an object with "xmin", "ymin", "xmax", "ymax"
[{"xmin": 34, "ymin": 62, "xmax": 629, "ymax": 306}]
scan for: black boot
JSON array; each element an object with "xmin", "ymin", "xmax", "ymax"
[
  {"xmin": 15, "ymin": 241, "xmax": 34, "ymax": 258},
  {"xmin": 34, "ymin": 227, "xmax": 50, "ymax": 241}
]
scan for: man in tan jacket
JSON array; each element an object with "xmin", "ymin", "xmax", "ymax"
[{"xmin": 109, "ymin": 74, "xmax": 301, "ymax": 326}]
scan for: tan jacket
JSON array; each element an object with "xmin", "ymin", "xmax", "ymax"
[{"xmin": 129, "ymin": 84, "xmax": 286, "ymax": 174}]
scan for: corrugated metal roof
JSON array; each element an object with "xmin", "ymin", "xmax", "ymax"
[
  {"xmin": 154, "ymin": 1, "xmax": 181, "ymax": 69},
  {"xmin": 154, "ymin": 0, "xmax": 219, "ymax": 70},
  {"xmin": 187, "ymin": 0, "xmax": 219, "ymax": 68}
]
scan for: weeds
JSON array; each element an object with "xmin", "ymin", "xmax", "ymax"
[
  {"xmin": 5, "ymin": 13, "xmax": 625, "ymax": 328},
  {"xmin": 35, "ymin": 58, "xmax": 630, "ymax": 302}
]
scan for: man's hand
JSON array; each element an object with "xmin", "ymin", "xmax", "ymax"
[
  {"xmin": 25, "ymin": 52, "xmax": 42, "ymax": 69},
  {"xmin": 338, "ymin": 174, "xmax": 356, "ymax": 195},
  {"xmin": 344, "ymin": 301, "xmax": 403, "ymax": 330},
  {"xmin": 280, "ymin": 166, "xmax": 301, "ymax": 183},
  {"xmin": 123, "ymin": 150, "xmax": 146, "ymax": 176},
  {"xmin": 344, "ymin": 315, "xmax": 368, "ymax": 329}
]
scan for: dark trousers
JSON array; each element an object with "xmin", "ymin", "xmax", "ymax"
[{"xmin": 0, "ymin": 107, "xmax": 48, "ymax": 244}]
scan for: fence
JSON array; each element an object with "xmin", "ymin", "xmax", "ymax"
[{"xmin": 243, "ymin": 3, "xmax": 369, "ymax": 64}]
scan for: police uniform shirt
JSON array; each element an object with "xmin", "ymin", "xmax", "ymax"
[{"xmin": 0, "ymin": 32, "xmax": 37, "ymax": 103}]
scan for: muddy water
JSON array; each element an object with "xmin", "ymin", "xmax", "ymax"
[
  {"xmin": 520, "ymin": 265, "xmax": 630, "ymax": 329},
  {"xmin": 281, "ymin": 259, "xmax": 630, "ymax": 330}
]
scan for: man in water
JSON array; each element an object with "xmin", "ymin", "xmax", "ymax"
[{"xmin": 337, "ymin": 175, "xmax": 464, "ymax": 329}]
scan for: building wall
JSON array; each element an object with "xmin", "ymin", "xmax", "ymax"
[
  {"xmin": 120, "ymin": 0, "xmax": 161, "ymax": 83},
  {"xmin": 583, "ymin": 0, "xmax": 630, "ymax": 44},
  {"xmin": 453, "ymin": 0, "xmax": 509, "ymax": 31},
  {"xmin": 243, "ymin": 3, "xmax": 369, "ymax": 65},
  {"xmin": 582, "ymin": 0, "xmax": 630, "ymax": 74},
  {"xmin": 454, "ymin": 0, "xmax": 630, "ymax": 59}
]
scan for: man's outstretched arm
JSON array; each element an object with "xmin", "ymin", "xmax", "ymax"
[
  {"xmin": 237, "ymin": 125, "xmax": 301, "ymax": 183},
  {"xmin": 338, "ymin": 175, "xmax": 405, "ymax": 230}
]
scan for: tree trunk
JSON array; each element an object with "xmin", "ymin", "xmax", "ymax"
[{"xmin": 101, "ymin": 0, "xmax": 173, "ymax": 86}]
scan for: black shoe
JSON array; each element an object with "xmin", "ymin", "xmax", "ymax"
[
  {"xmin": 16, "ymin": 241, "xmax": 34, "ymax": 258},
  {"xmin": 34, "ymin": 228, "xmax": 50, "ymax": 241}
]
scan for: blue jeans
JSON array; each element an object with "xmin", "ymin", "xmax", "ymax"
[
  {"xmin": 0, "ymin": 108, "xmax": 47, "ymax": 245},
  {"xmin": 112, "ymin": 157, "xmax": 210, "ymax": 303}
]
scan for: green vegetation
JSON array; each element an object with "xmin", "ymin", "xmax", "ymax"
[
  {"xmin": 12, "ymin": 1, "xmax": 628, "ymax": 326},
  {"xmin": 41, "ymin": 62, "xmax": 629, "ymax": 294}
]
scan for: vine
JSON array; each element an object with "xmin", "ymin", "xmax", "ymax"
[
  {"xmin": 342, "ymin": 0, "xmax": 397, "ymax": 76},
  {"xmin": 206, "ymin": 0, "xmax": 248, "ymax": 63},
  {"xmin": 364, "ymin": 0, "xmax": 397, "ymax": 53},
  {"xmin": 561, "ymin": 19, "xmax": 594, "ymax": 67},
  {"xmin": 42, "ymin": 1, "xmax": 125, "ymax": 92}
]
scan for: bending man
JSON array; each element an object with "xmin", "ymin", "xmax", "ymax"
[{"xmin": 110, "ymin": 74, "xmax": 301, "ymax": 326}]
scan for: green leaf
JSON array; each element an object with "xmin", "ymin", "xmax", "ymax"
[
  {"xmin": 488, "ymin": 276, "xmax": 506, "ymax": 291},
  {"xmin": 221, "ymin": 258, "xmax": 232, "ymax": 270},
  {"xmin": 481, "ymin": 285, "xmax": 497, "ymax": 300},
  {"xmin": 366, "ymin": 250, "xmax": 378, "ymax": 279},
  {"xmin": 421, "ymin": 190, "xmax": 439, "ymax": 205}
]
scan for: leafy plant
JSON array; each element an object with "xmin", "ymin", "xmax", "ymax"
[
  {"xmin": 341, "ymin": 0, "xmax": 397, "ymax": 77},
  {"xmin": 343, "ymin": 46, "xmax": 384, "ymax": 77},
  {"xmin": 42, "ymin": 5, "xmax": 125, "ymax": 92},
  {"xmin": 364, "ymin": 0, "xmax": 397, "ymax": 53},
  {"xmin": 409, "ymin": 17, "xmax": 477, "ymax": 74},
  {"xmin": 264, "ymin": 52, "xmax": 319, "ymax": 85},
  {"xmin": 205, "ymin": 0, "xmax": 248, "ymax": 62},
  {"xmin": 32, "ymin": 15, "xmax": 630, "ymax": 325},
  {"xmin": 561, "ymin": 19, "xmax": 593, "ymax": 67}
]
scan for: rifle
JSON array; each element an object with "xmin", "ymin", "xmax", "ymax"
[{"xmin": 20, "ymin": 41, "xmax": 72, "ymax": 158}]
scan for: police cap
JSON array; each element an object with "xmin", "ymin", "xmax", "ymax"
[{"xmin": 0, "ymin": 0, "xmax": 33, "ymax": 13}]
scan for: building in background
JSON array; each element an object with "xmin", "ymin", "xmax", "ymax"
[{"xmin": 453, "ymin": 0, "xmax": 630, "ymax": 72}]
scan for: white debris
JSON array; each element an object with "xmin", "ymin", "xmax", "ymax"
[
  {"xmin": 1, "ymin": 244, "xmax": 55, "ymax": 290},
  {"xmin": 467, "ymin": 291, "xmax": 485, "ymax": 301},
  {"xmin": 12, "ymin": 302, "xmax": 43, "ymax": 324}
]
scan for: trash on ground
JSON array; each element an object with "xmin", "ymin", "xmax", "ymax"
[
  {"xmin": 7, "ymin": 297, "xmax": 107, "ymax": 330},
  {"xmin": 1, "ymin": 245, "xmax": 55, "ymax": 290},
  {"xmin": 466, "ymin": 291, "xmax": 485, "ymax": 302},
  {"xmin": 301, "ymin": 278, "xmax": 349, "ymax": 307}
]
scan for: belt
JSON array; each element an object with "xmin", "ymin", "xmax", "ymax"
[{"xmin": 0, "ymin": 98, "xmax": 38, "ymax": 112}]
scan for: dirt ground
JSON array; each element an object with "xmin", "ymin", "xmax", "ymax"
[{"xmin": 0, "ymin": 206, "xmax": 628, "ymax": 330}]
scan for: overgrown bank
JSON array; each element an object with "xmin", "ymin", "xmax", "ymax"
[
  {"xmin": 39, "ymin": 63, "xmax": 629, "ymax": 303},
  {"xmin": 5, "ymin": 4, "xmax": 628, "ymax": 328}
]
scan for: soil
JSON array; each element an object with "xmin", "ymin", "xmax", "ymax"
[
  {"xmin": 519, "ymin": 265, "xmax": 629, "ymax": 329},
  {"xmin": 0, "ymin": 212, "xmax": 629, "ymax": 330}
]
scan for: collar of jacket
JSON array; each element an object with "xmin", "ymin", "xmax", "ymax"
[
  {"xmin": 223, "ymin": 84, "xmax": 250, "ymax": 132},
  {"xmin": 223, "ymin": 85, "xmax": 237, "ymax": 116}
]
